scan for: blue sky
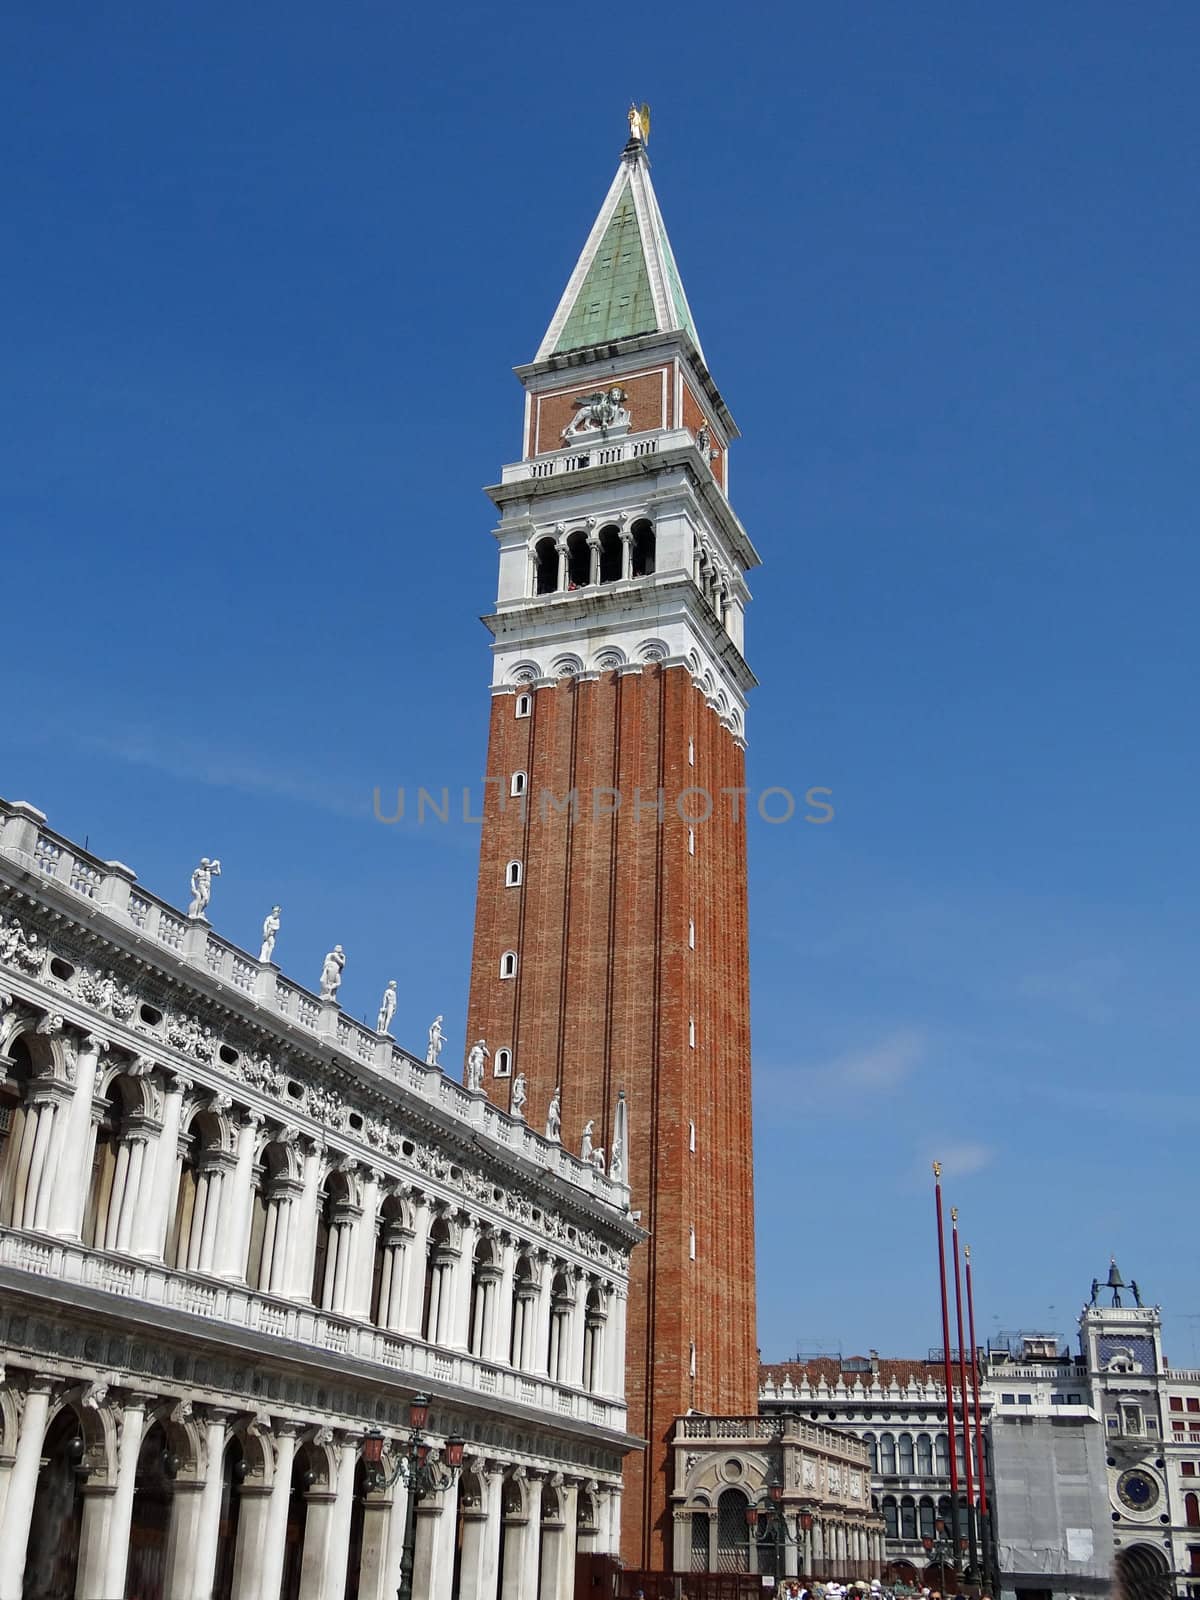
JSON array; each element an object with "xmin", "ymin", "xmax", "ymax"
[{"xmin": 5, "ymin": 3, "xmax": 1199, "ymax": 1365}]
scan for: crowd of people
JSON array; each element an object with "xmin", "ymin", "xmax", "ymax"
[{"xmin": 778, "ymin": 1583, "xmax": 990, "ymax": 1600}]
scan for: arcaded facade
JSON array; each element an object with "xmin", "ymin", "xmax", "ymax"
[{"xmin": 0, "ymin": 798, "xmax": 638, "ymax": 1600}]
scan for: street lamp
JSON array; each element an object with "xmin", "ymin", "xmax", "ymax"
[
  {"xmin": 361, "ymin": 1395, "xmax": 466, "ymax": 1600},
  {"xmin": 745, "ymin": 1480, "xmax": 806, "ymax": 1581},
  {"xmin": 921, "ymin": 1518, "xmax": 967, "ymax": 1593}
]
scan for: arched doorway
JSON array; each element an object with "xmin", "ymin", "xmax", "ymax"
[
  {"xmin": 1116, "ymin": 1543, "xmax": 1173, "ymax": 1600},
  {"xmin": 23, "ymin": 1407, "xmax": 86, "ymax": 1600},
  {"xmin": 344, "ymin": 1458, "xmax": 369, "ymax": 1600},
  {"xmin": 126, "ymin": 1421, "xmax": 176, "ymax": 1600},
  {"xmin": 280, "ymin": 1445, "xmax": 319, "ymax": 1600},
  {"xmin": 716, "ymin": 1488, "xmax": 750, "ymax": 1574},
  {"xmin": 211, "ymin": 1436, "xmax": 245, "ymax": 1600}
]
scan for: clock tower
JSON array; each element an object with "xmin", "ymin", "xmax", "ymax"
[{"xmin": 466, "ymin": 117, "xmax": 761, "ymax": 1567}]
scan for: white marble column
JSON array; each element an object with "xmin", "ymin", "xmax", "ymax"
[
  {"xmin": 488, "ymin": 1235, "xmax": 516, "ymax": 1363},
  {"xmin": 0, "ymin": 1377, "xmax": 52, "ymax": 1600},
  {"xmin": 354, "ymin": 1487, "xmax": 400, "ymax": 1600},
  {"xmin": 538, "ymin": 1483, "xmax": 576, "ymax": 1600},
  {"xmin": 347, "ymin": 1175, "xmax": 381, "ymax": 1319},
  {"xmin": 400, "ymin": 1198, "xmax": 431, "ymax": 1334},
  {"xmin": 532, "ymin": 1256, "xmax": 553, "ymax": 1375},
  {"xmin": 502, "ymin": 1476, "xmax": 542, "ymax": 1600},
  {"xmin": 114, "ymin": 1129, "xmax": 154, "ymax": 1253},
  {"xmin": 182, "ymin": 1409, "xmax": 231, "ymax": 1600},
  {"xmin": 458, "ymin": 1466, "xmax": 504, "ymax": 1600},
  {"xmin": 257, "ymin": 1425, "xmax": 298, "ymax": 1600},
  {"xmin": 321, "ymin": 1438, "xmax": 360, "ymax": 1598},
  {"xmin": 99, "ymin": 1395, "xmax": 150, "ymax": 1600},
  {"xmin": 377, "ymin": 1222, "xmax": 411, "ymax": 1332},
  {"xmin": 606, "ymin": 1289, "xmax": 628, "ymax": 1399},
  {"xmin": 450, "ymin": 1217, "xmax": 480, "ymax": 1350},
  {"xmin": 137, "ymin": 1070, "xmax": 188, "ymax": 1259},
  {"xmin": 215, "ymin": 1113, "xmax": 261, "ymax": 1277},
  {"xmin": 411, "ymin": 1484, "xmax": 458, "ymax": 1600},
  {"xmin": 568, "ymin": 1274, "xmax": 588, "ymax": 1388},
  {"xmin": 287, "ymin": 1142, "xmax": 324, "ymax": 1300},
  {"xmin": 379, "ymin": 1482, "xmax": 411, "ymax": 1600},
  {"xmin": 25, "ymin": 1087, "xmax": 70, "ymax": 1231},
  {"xmin": 50, "ymin": 1033, "xmax": 109, "ymax": 1237}
]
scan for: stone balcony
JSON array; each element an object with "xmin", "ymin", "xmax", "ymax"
[{"xmin": 0, "ymin": 1225, "xmax": 628, "ymax": 1439}]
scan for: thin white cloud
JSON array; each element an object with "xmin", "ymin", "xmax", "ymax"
[
  {"xmin": 756, "ymin": 1026, "xmax": 926, "ymax": 1117},
  {"xmin": 928, "ymin": 1141, "xmax": 993, "ymax": 1180},
  {"xmin": 78, "ymin": 730, "xmax": 367, "ymax": 819},
  {"xmin": 1018, "ymin": 956, "xmax": 1123, "ymax": 1025}
]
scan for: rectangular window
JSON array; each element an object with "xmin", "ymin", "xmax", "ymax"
[
  {"xmin": 1176, "ymin": 1422, "xmax": 1187, "ymax": 1434},
  {"xmin": 1051, "ymin": 1393, "xmax": 1064, "ymax": 1405},
  {"xmin": 1183, "ymin": 1463, "xmax": 1197, "ymax": 1477},
  {"xmin": 1002, "ymin": 1393, "xmax": 1015, "ymax": 1405},
  {"xmin": 1174, "ymin": 1399, "xmax": 1186, "ymax": 1413},
  {"xmin": 1067, "ymin": 1394, "xmax": 1082, "ymax": 1404},
  {"xmin": 1188, "ymin": 1399, "xmax": 1200, "ymax": 1413},
  {"xmin": 1018, "ymin": 1394, "xmax": 1032, "ymax": 1405}
]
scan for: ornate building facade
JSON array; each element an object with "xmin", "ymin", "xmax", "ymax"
[
  {"xmin": 0, "ymin": 797, "xmax": 638, "ymax": 1600},
  {"xmin": 465, "ymin": 116, "xmax": 760, "ymax": 1570},
  {"xmin": 760, "ymin": 1354, "xmax": 989, "ymax": 1584},
  {"xmin": 1078, "ymin": 1268, "xmax": 1200, "ymax": 1599},
  {"xmin": 669, "ymin": 1415, "xmax": 884, "ymax": 1582}
]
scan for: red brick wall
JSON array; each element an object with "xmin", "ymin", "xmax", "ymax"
[
  {"xmin": 465, "ymin": 665, "xmax": 758, "ymax": 1566},
  {"xmin": 681, "ymin": 380, "xmax": 727, "ymax": 493},
  {"xmin": 533, "ymin": 368, "xmax": 671, "ymax": 456}
]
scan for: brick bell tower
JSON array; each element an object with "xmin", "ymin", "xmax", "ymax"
[{"xmin": 466, "ymin": 111, "xmax": 761, "ymax": 1567}]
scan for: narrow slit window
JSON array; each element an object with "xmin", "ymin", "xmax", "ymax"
[
  {"xmin": 515, "ymin": 693, "xmax": 532, "ymax": 719},
  {"xmin": 505, "ymin": 860, "xmax": 523, "ymax": 887},
  {"xmin": 500, "ymin": 951, "xmax": 517, "ymax": 979},
  {"xmin": 510, "ymin": 771, "xmax": 527, "ymax": 797},
  {"xmin": 494, "ymin": 1048, "xmax": 512, "ymax": 1078}
]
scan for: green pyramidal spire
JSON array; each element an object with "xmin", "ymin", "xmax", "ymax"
[{"xmin": 535, "ymin": 134, "xmax": 704, "ymax": 364}]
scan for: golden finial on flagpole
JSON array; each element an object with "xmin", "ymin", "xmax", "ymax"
[{"xmin": 932, "ymin": 1160, "xmax": 942, "ymax": 1178}]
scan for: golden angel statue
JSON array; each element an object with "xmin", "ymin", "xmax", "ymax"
[{"xmin": 628, "ymin": 103, "xmax": 651, "ymax": 145}]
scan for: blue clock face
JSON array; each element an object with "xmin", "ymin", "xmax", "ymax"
[{"xmin": 1117, "ymin": 1470, "xmax": 1159, "ymax": 1511}]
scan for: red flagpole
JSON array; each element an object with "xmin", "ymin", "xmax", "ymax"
[
  {"xmin": 965, "ymin": 1246, "xmax": 988, "ymax": 1516},
  {"xmin": 952, "ymin": 1208, "xmax": 978, "ymax": 1578},
  {"xmin": 933, "ymin": 1164, "xmax": 963, "ymax": 1566}
]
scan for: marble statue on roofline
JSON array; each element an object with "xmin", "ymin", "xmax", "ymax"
[
  {"xmin": 510, "ymin": 1072, "xmax": 526, "ymax": 1121},
  {"xmin": 545, "ymin": 1086, "xmax": 561, "ymax": 1143},
  {"xmin": 376, "ymin": 979, "xmax": 397, "ymax": 1035},
  {"xmin": 580, "ymin": 1119, "xmax": 594, "ymax": 1164},
  {"xmin": 426, "ymin": 1015, "xmax": 446, "ymax": 1066},
  {"xmin": 465, "ymin": 1039, "xmax": 489, "ymax": 1092},
  {"xmin": 319, "ymin": 944, "xmax": 345, "ymax": 1001},
  {"xmin": 259, "ymin": 906, "xmax": 281, "ymax": 963},
  {"xmin": 187, "ymin": 858, "xmax": 221, "ymax": 919}
]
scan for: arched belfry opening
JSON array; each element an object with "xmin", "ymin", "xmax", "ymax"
[
  {"xmin": 631, "ymin": 518, "xmax": 655, "ymax": 577},
  {"xmin": 533, "ymin": 537, "xmax": 558, "ymax": 595}
]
